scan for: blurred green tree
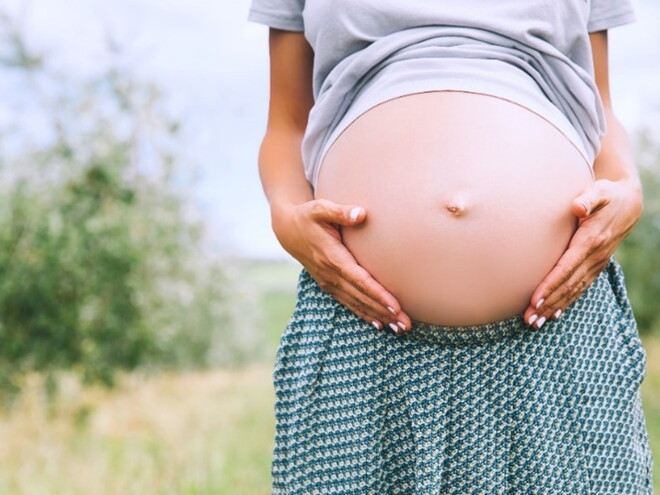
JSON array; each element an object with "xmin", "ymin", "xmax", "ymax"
[
  {"xmin": 617, "ymin": 125, "xmax": 660, "ymax": 336},
  {"xmin": 0, "ymin": 12, "xmax": 256, "ymax": 402}
]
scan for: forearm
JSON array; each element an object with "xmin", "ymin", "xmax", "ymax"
[
  {"xmin": 592, "ymin": 108, "xmax": 641, "ymax": 190},
  {"xmin": 258, "ymin": 129, "xmax": 314, "ymax": 212}
]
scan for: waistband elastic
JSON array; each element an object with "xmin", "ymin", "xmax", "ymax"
[{"xmin": 407, "ymin": 312, "xmax": 528, "ymax": 346}]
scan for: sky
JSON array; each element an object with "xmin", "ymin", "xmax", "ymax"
[{"xmin": 2, "ymin": 0, "xmax": 659, "ymax": 260}]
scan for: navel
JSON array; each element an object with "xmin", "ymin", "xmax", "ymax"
[{"xmin": 444, "ymin": 196, "xmax": 469, "ymax": 217}]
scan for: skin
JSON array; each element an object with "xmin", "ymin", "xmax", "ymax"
[
  {"xmin": 523, "ymin": 30, "xmax": 643, "ymax": 329},
  {"xmin": 314, "ymin": 90, "xmax": 594, "ymax": 326},
  {"xmin": 258, "ymin": 28, "xmax": 643, "ymax": 333}
]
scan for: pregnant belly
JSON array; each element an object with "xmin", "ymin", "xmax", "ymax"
[{"xmin": 314, "ymin": 91, "xmax": 594, "ymax": 326}]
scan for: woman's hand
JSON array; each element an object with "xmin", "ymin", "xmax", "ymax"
[
  {"xmin": 523, "ymin": 178, "xmax": 643, "ymax": 329},
  {"xmin": 272, "ymin": 198, "xmax": 413, "ymax": 334}
]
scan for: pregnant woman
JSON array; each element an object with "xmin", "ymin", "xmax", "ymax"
[{"xmin": 248, "ymin": 1, "xmax": 653, "ymax": 493}]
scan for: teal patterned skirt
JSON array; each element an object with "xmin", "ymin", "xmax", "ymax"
[{"xmin": 271, "ymin": 258, "xmax": 653, "ymax": 494}]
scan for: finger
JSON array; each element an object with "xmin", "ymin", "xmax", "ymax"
[
  {"xmin": 538, "ymin": 265, "xmax": 590, "ymax": 313},
  {"xmin": 330, "ymin": 278, "xmax": 394, "ymax": 321},
  {"xmin": 525, "ymin": 259, "xmax": 586, "ymax": 328},
  {"xmin": 335, "ymin": 275, "xmax": 411, "ymax": 331},
  {"xmin": 535, "ymin": 278, "xmax": 587, "ymax": 327},
  {"xmin": 526, "ymin": 213, "xmax": 611, "ymax": 314},
  {"xmin": 526, "ymin": 261, "xmax": 607, "ymax": 329},
  {"xmin": 308, "ymin": 198, "xmax": 366, "ymax": 227},
  {"xmin": 310, "ymin": 273, "xmax": 375, "ymax": 318},
  {"xmin": 540, "ymin": 260, "xmax": 609, "ymax": 318},
  {"xmin": 329, "ymin": 285, "xmax": 390, "ymax": 330},
  {"xmin": 526, "ymin": 244, "xmax": 587, "ymax": 318},
  {"xmin": 571, "ymin": 180, "xmax": 611, "ymax": 218},
  {"xmin": 327, "ymin": 245, "xmax": 413, "ymax": 331},
  {"xmin": 544, "ymin": 256, "xmax": 609, "ymax": 309},
  {"xmin": 319, "ymin": 282, "xmax": 405, "ymax": 333},
  {"xmin": 528, "ymin": 278, "xmax": 590, "ymax": 329}
]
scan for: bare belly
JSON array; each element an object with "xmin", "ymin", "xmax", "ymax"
[{"xmin": 314, "ymin": 91, "xmax": 594, "ymax": 326}]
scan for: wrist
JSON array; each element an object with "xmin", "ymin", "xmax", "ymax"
[
  {"xmin": 612, "ymin": 175, "xmax": 644, "ymax": 218},
  {"xmin": 270, "ymin": 198, "xmax": 302, "ymax": 241},
  {"xmin": 596, "ymin": 172, "xmax": 642, "ymax": 195},
  {"xmin": 613, "ymin": 175, "xmax": 643, "ymax": 199},
  {"xmin": 620, "ymin": 175, "xmax": 642, "ymax": 192},
  {"xmin": 267, "ymin": 182, "xmax": 313, "ymax": 209},
  {"xmin": 266, "ymin": 185, "xmax": 314, "ymax": 243}
]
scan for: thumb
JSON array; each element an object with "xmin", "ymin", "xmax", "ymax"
[
  {"xmin": 571, "ymin": 184, "xmax": 606, "ymax": 218},
  {"xmin": 309, "ymin": 199, "xmax": 366, "ymax": 226}
]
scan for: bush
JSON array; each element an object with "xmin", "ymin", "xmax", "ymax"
[
  {"xmin": 617, "ymin": 125, "xmax": 660, "ymax": 336},
  {"xmin": 0, "ymin": 13, "xmax": 256, "ymax": 402}
]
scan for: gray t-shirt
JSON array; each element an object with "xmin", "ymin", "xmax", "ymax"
[{"xmin": 248, "ymin": 0, "xmax": 636, "ymax": 190}]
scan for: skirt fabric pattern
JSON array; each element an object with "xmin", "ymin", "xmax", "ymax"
[{"xmin": 271, "ymin": 258, "xmax": 654, "ymax": 494}]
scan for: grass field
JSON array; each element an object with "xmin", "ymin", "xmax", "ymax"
[
  {"xmin": 0, "ymin": 260, "xmax": 657, "ymax": 494},
  {"xmin": 0, "ymin": 366, "xmax": 277, "ymax": 494}
]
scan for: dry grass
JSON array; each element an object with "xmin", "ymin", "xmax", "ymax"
[
  {"xmin": 0, "ymin": 337, "xmax": 657, "ymax": 494},
  {"xmin": 641, "ymin": 334, "xmax": 660, "ymax": 491},
  {"xmin": 0, "ymin": 366, "xmax": 276, "ymax": 495}
]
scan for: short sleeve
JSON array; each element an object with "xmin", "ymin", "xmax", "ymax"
[
  {"xmin": 587, "ymin": 0, "xmax": 637, "ymax": 32},
  {"xmin": 247, "ymin": 0, "xmax": 305, "ymax": 32}
]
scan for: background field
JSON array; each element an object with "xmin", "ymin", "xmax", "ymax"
[{"xmin": 0, "ymin": 260, "xmax": 658, "ymax": 495}]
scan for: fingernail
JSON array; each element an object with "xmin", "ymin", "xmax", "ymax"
[
  {"xmin": 535, "ymin": 316, "xmax": 547, "ymax": 329},
  {"xmin": 535, "ymin": 298, "xmax": 545, "ymax": 310},
  {"xmin": 553, "ymin": 309, "xmax": 563, "ymax": 320},
  {"xmin": 372, "ymin": 320, "xmax": 382, "ymax": 331},
  {"xmin": 349, "ymin": 207, "xmax": 361, "ymax": 222},
  {"xmin": 528, "ymin": 313, "xmax": 538, "ymax": 326},
  {"xmin": 397, "ymin": 321, "xmax": 406, "ymax": 332},
  {"xmin": 387, "ymin": 306, "xmax": 396, "ymax": 315},
  {"xmin": 580, "ymin": 201, "xmax": 589, "ymax": 214},
  {"xmin": 389, "ymin": 323, "xmax": 399, "ymax": 333}
]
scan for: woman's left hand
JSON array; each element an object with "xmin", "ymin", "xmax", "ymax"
[{"xmin": 523, "ymin": 177, "xmax": 643, "ymax": 329}]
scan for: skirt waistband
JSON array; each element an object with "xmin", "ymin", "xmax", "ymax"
[
  {"xmin": 407, "ymin": 312, "xmax": 528, "ymax": 346},
  {"xmin": 296, "ymin": 265, "xmax": 613, "ymax": 347}
]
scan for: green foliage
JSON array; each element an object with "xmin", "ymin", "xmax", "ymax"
[
  {"xmin": 0, "ymin": 15, "xmax": 253, "ymax": 401},
  {"xmin": 617, "ymin": 127, "xmax": 660, "ymax": 336},
  {"xmin": 0, "ymin": 167, "xmax": 148, "ymax": 390}
]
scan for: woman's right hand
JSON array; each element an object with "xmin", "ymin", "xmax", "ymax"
[{"xmin": 271, "ymin": 198, "xmax": 412, "ymax": 334}]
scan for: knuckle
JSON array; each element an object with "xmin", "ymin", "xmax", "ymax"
[
  {"xmin": 592, "ymin": 257, "xmax": 608, "ymax": 272},
  {"xmin": 309, "ymin": 200, "xmax": 327, "ymax": 217},
  {"xmin": 316, "ymin": 254, "xmax": 334, "ymax": 272},
  {"xmin": 344, "ymin": 297, "xmax": 368, "ymax": 316},
  {"xmin": 592, "ymin": 232, "xmax": 609, "ymax": 249},
  {"xmin": 318, "ymin": 277, "xmax": 339, "ymax": 292},
  {"xmin": 318, "ymin": 250, "xmax": 342, "ymax": 272},
  {"xmin": 585, "ymin": 230, "xmax": 607, "ymax": 250},
  {"xmin": 552, "ymin": 262, "xmax": 575, "ymax": 286},
  {"xmin": 555, "ymin": 257, "xmax": 572, "ymax": 272},
  {"xmin": 330, "ymin": 260, "xmax": 349, "ymax": 278},
  {"xmin": 351, "ymin": 272, "xmax": 370, "ymax": 293},
  {"xmin": 572, "ymin": 282, "xmax": 586, "ymax": 299},
  {"xmin": 352, "ymin": 280, "xmax": 366, "ymax": 294},
  {"xmin": 560, "ymin": 285, "xmax": 573, "ymax": 301},
  {"xmin": 352, "ymin": 298, "xmax": 369, "ymax": 314}
]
